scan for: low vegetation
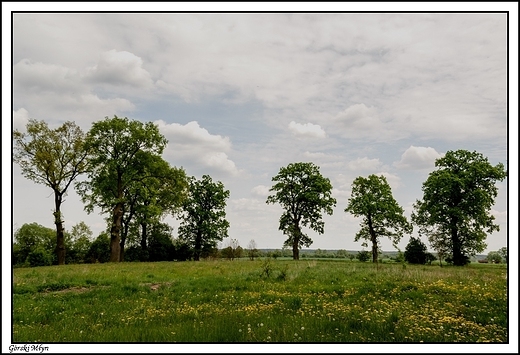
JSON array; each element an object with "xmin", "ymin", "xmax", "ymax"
[{"xmin": 12, "ymin": 259, "xmax": 507, "ymax": 343}]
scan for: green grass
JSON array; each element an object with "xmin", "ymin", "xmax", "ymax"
[{"xmin": 12, "ymin": 259, "xmax": 507, "ymax": 343}]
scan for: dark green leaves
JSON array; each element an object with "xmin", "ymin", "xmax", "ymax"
[
  {"xmin": 412, "ymin": 150, "xmax": 507, "ymax": 265},
  {"xmin": 345, "ymin": 174, "xmax": 411, "ymax": 251},
  {"xmin": 266, "ymin": 162, "xmax": 336, "ymax": 257}
]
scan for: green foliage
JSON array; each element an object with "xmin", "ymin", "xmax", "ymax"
[
  {"xmin": 356, "ymin": 250, "xmax": 371, "ymax": 262},
  {"xmin": 147, "ymin": 223, "xmax": 175, "ymax": 262},
  {"xmin": 394, "ymin": 251, "xmax": 405, "ymax": 263},
  {"xmin": 13, "ymin": 223, "xmax": 56, "ymax": 266},
  {"xmin": 404, "ymin": 237, "xmax": 429, "ymax": 264},
  {"xmin": 77, "ymin": 115, "xmax": 168, "ymax": 262},
  {"xmin": 486, "ymin": 251, "xmax": 503, "ymax": 264},
  {"xmin": 66, "ymin": 221, "xmax": 93, "ymax": 264},
  {"xmin": 13, "ymin": 120, "xmax": 89, "ymax": 265},
  {"xmin": 266, "ymin": 162, "xmax": 336, "ymax": 260},
  {"xmin": 247, "ymin": 239, "xmax": 259, "ymax": 261},
  {"xmin": 345, "ymin": 174, "xmax": 412, "ymax": 263},
  {"xmin": 86, "ymin": 233, "xmax": 111, "ymax": 263},
  {"xmin": 413, "ymin": 150, "xmax": 507, "ymax": 266},
  {"xmin": 26, "ymin": 246, "xmax": 53, "ymax": 267},
  {"xmin": 498, "ymin": 247, "xmax": 507, "ymax": 263},
  {"xmin": 178, "ymin": 175, "xmax": 230, "ymax": 261}
]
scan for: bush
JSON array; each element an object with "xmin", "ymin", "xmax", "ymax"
[
  {"xmin": 27, "ymin": 246, "xmax": 53, "ymax": 267},
  {"xmin": 404, "ymin": 237, "xmax": 428, "ymax": 264},
  {"xmin": 357, "ymin": 250, "xmax": 371, "ymax": 262},
  {"xmin": 86, "ymin": 233, "xmax": 110, "ymax": 263}
]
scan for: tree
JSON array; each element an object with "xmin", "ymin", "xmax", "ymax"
[
  {"xmin": 247, "ymin": 239, "xmax": 259, "ymax": 261},
  {"xmin": 345, "ymin": 174, "xmax": 412, "ymax": 263},
  {"xmin": 357, "ymin": 250, "xmax": 371, "ymax": 262},
  {"xmin": 77, "ymin": 116, "xmax": 167, "ymax": 262},
  {"xmin": 119, "ymin": 153, "xmax": 188, "ymax": 261},
  {"xmin": 266, "ymin": 162, "xmax": 336, "ymax": 260},
  {"xmin": 221, "ymin": 238, "xmax": 243, "ymax": 260},
  {"xmin": 86, "ymin": 232, "xmax": 111, "ymax": 263},
  {"xmin": 404, "ymin": 237, "xmax": 429, "ymax": 264},
  {"xmin": 67, "ymin": 221, "xmax": 93, "ymax": 264},
  {"xmin": 426, "ymin": 229, "xmax": 451, "ymax": 267},
  {"xmin": 147, "ymin": 222, "xmax": 175, "ymax": 262},
  {"xmin": 498, "ymin": 247, "xmax": 508, "ymax": 263},
  {"xmin": 13, "ymin": 223, "xmax": 56, "ymax": 266},
  {"xmin": 178, "ymin": 175, "xmax": 230, "ymax": 261},
  {"xmin": 412, "ymin": 150, "xmax": 507, "ymax": 266},
  {"xmin": 486, "ymin": 251, "xmax": 503, "ymax": 264},
  {"xmin": 13, "ymin": 119, "xmax": 89, "ymax": 265}
]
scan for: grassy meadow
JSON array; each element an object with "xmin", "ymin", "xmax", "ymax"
[{"xmin": 12, "ymin": 259, "xmax": 507, "ymax": 343}]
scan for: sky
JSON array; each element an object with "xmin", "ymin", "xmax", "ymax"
[
  {"xmin": 3, "ymin": 3, "xmax": 519, "ymax": 354},
  {"xmin": 5, "ymin": 7, "xmax": 517, "ymax": 256}
]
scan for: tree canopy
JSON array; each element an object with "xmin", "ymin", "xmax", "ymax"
[
  {"xmin": 178, "ymin": 175, "xmax": 230, "ymax": 261},
  {"xmin": 266, "ymin": 162, "xmax": 336, "ymax": 260},
  {"xmin": 412, "ymin": 150, "xmax": 506, "ymax": 266},
  {"xmin": 76, "ymin": 115, "xmax": 168, "ymax": 262},
  {"xmin": 345, "ymin": 174, "xmax": 411, "ymax": 263},
  {"xmin": 13, "ymin": 119, "xmax": 89, "ymax": 264}
]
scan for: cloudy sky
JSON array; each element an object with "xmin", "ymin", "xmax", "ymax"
[{"xmin": 6, "ymin": 7, "xmax": 516, "ymax": 256}]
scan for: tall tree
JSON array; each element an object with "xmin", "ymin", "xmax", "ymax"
[
  {"xmin": 13, "ymin": 119, "xmax": 89, "ymax": 265},
  {"xmin": 345, "ymin": 174, "xmax": 411, "ymax": 263},
  {"xmin": 178, "ymin": 175, "xmax": 230, "ymax": 261},
  {"xmin": 129, "ymin": 154, "xmax": 188, "ymax": 259},
  {"xmin": 76, "ymin": 116, "xmax": 167, "ymax": 262},
  {"xmin": 412, "ymin": 150, "xmax": 507, "ymax": 266},
  {"xmin": 266, "ymin": 162, "xmax": 336, "ymax": 260}
]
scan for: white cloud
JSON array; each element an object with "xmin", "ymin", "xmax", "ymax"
[
  {"xmin": 347, "ymin": 157, "xmax": 382, "ymax": 171},
  {"xmin": 13, "ymin": 59, "xmax": 82, "ymax": 94},
  {"xmin": 394, "ymin": 146, "xmax": 443, "ymax": 170},
  {"xmin": 375, "ymin": 172, "xmax": 401, "ymax": 190},
  {"xmin": 155, "ymin": 120, "xmax": 239, "ymax": 176},
  {"xmin": 85, "ymin": 49, "xmax": 153, "ymax": 87},
  {"xmin": 335, "ymin": 103, "xmax": 379, "ymax": 129},
  {"xmin": 251, "ymin": 185, "xmax": 270, "ymax": 198},
  {"xmin": 288, "ymin": 121, "xmax": 326, "ymax": 138},
  {"xmin": 13, "ymin": 108, "xmax": 29, "ymax": 131}
]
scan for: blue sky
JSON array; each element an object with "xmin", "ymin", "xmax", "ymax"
[{"xmin": 6, "ymin": 9, "xmax": 516, "ymax": 255}]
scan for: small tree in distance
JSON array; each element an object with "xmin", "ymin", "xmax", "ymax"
[
  {"xmin": 404, "ymin": 237, "xmax": 429, "ymax": 264},
  {"xmin": 247, "ymin": 239, "xmax": 259, "ymax": 261},
  {"xmin": 357, "ymin": 250, "xmax": 371, "ymax": 262}
]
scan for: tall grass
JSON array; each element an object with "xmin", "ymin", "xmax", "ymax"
[{"xmin": 12, "ymin": 259, "xmax": 507, "ymax": 343}]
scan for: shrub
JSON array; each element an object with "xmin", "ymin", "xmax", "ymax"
[
  {"xmin": 404, "ymin": 237, "xmax": 429, "ymax": 264},
  {"xmin": 27, "ymin": 246, "xmax": 53, "ymax": 267},
  {"xmin": 357, "ymin": 250, "xmax": 371, "ymax": 262},
  {"xmin": 86, "ymin": 233, "xmax": 110, "ymax": 263}
]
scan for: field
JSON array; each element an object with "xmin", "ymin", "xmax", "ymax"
[{"xmin": 12, "ymin": 259, "xmax": 508, "ymax": 343}]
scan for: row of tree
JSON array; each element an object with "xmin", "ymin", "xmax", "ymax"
[
  {"xmin": 265, "ymin": 151, "xmax": 506, "ymax": 266},
  {"xmin": 14, "ymin": 116, "xmax": 231, "ymax": 265},
  {"xmin": 14, "ymin": 116, "xmax": 507, "ymax": 267}
]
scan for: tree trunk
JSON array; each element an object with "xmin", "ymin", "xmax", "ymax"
[
  {"xmin": 292, "ymin": 222, "xmax": 300, "ymax": 260},
  {"xmin": 119, "ymin": 236, "xmax": 126, "ymax": 262},
  {"xmin": 367, "ymin": 214, "xmax": 378, "ymax": 263},
  {"xmin": 292, "ymin": 238, "xmax": 299, "ymax": 260},
  {"xmin": 194, "ymin": 230, "xmax": 202, "ymax": 261},
  {"xmin": 141, "ymin": 222, "xmax": 148, "ymax": 250},
  {"xmin": 54, "ymin": 192, "xmax": 65, "ymax": 265},
  {"xmin": 451, "ymin": 219, "xmax": 464, "ymax": 266},
  {"xmin": 110, "ymin": 202, "xmax": 123, "ymax": 262}
]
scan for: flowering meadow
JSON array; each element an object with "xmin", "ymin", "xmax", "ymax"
[{"xmin": 12, "ymin": 259, "xmax": 507, "ymax": 343}]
